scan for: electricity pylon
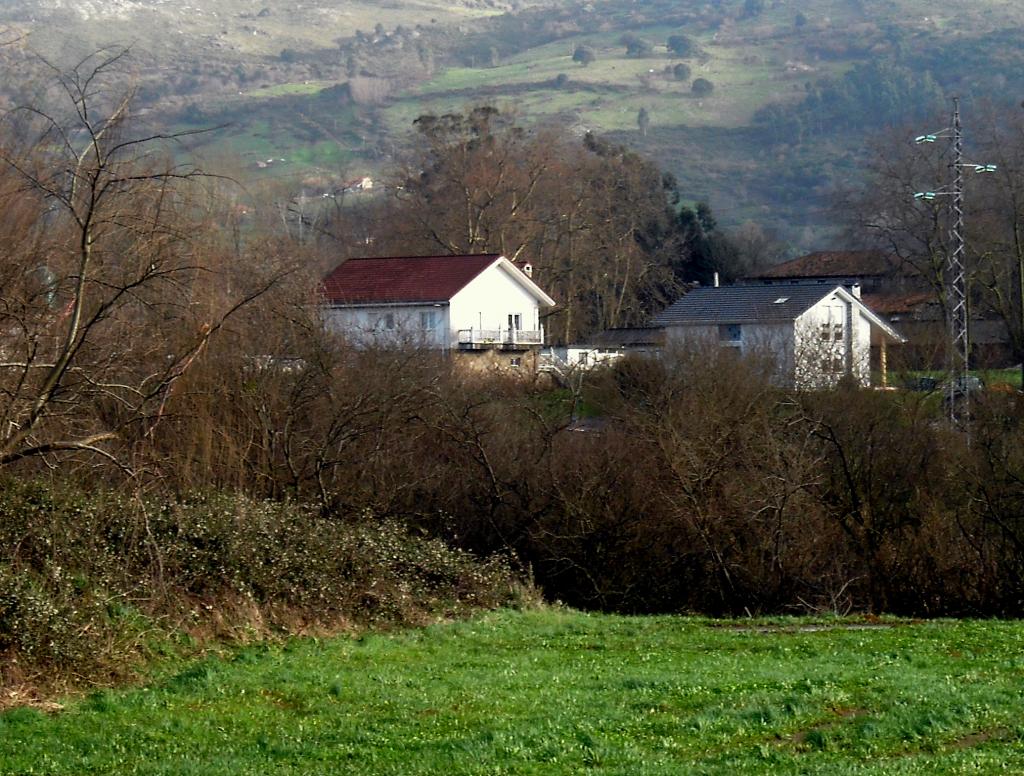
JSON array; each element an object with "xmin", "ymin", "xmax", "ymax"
[{"xmin": 914, "ymin": 98, "xmax": 997, "ymax": 422}]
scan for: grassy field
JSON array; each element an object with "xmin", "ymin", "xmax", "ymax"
[
  {"xmin": 386, "ymin": 29, "xmax": 827, "ymax": 133},
  {"xmin": 3, "ymin": 609, "xmax": 1024, "ymax": 774}
]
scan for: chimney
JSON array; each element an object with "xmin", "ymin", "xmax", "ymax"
[
  {"xmin": 851, "ymin": 282, "xmax": 861, "ymax": 299},
  {"xmin": 713, "ymin": 272, "xmax": 720, "ymax": 288},
  {"xmin": 521, "ymin": 262, "xmax": 533, "ymax": 278}
]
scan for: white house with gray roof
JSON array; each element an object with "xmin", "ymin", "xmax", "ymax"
[{"xmin": 652, "ymin": 284, "xmax": 905, "ymax": 388}]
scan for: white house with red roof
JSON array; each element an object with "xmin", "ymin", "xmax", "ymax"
[{"xmin": 321, "ymin": 254, "xmax": 556, "ymax": 367}]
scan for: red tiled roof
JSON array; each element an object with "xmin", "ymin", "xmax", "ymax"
[
  {"xmin": 754, "ymin": 250, "xmax": 896, "ymax": 279},
  {"xmin": 322, "ymin": 254, "xmax": 501, "ymax": 304},
  {"xmin": 860, "ymin": 291, "xmax": 935, "ymax": 315}
]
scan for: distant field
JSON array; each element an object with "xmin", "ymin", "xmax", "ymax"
[
  {"xmin": 392, "ymin": 28, "xmax": 836, "ymax": 132},
  {"xmin": 243, "ymin": 81, "xmax": 336, "ymax": 99},
  {"xmin": 3, "ymin": 609, "xmax": 1024, "ymax": 774},
  {"xmin": 10, "ymin": 0, "xmax": 544, "ymax": 60}
]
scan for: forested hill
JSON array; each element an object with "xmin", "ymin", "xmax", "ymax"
[{"xmin": 1, "ymin": 0, "xmax": 1023, "ymax": 248}]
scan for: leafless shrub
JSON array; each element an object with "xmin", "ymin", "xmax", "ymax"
[{"xmin": 0, "ymin": 49, "xmax": 281, "ymax": 476}]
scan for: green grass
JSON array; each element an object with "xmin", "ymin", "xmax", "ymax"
[
  {"xmin": 4, "ymin": 609, "xmax": 1024, "ymax": 774},
  {"xmin": 377, "ymin": 14, "xmax": 860, "ymax": 165},
  {"xmin": 893, "ymin": 368, "xmax": 1023, "ymax": 390},
  {"xmin": 243, "ymin": 81, "xmax": 337, "ymax": 99},
  {"xmin": 979, "ymin": 368, "xmax": 1023, "ymax": 388},
  {"xmin": 178, "ymin": 102, "xmax": 370, "ymax": 179},
  {"xmin": 395, "ymin": 32, "xmax": 831, "ymax": 132}
]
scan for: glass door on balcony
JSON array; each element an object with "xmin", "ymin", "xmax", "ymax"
[{"xmin": 507, "ymin": 314, "xmax": 522, "ymax": 342}]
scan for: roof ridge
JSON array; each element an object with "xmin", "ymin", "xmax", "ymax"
[
  {"xmin": 338, "ymin": 253, "xmax": 502, "ymax": 262},
  {"xmin": 320, "ymin": 253, "xmax": 557, "ymax": 307}
]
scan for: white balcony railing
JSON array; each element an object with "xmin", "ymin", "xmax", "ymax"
[{"xmin": 457, "ymin": 327, "xmax": 544, "ymax": 347}]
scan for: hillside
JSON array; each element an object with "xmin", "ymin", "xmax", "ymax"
[{"xmin": 2, "ymin": 0, "xmax": 1024, "ymax": 248}]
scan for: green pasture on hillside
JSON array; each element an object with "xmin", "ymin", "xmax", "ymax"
[
  {"xmin": 3, "ymin": 610, "xmax": 1023, "ymax": 774},
  {"xmin": 391, "ymin": 33, "xmax": 832, "ymax": 133}
]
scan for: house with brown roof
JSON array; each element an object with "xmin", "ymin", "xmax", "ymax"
[
  {"xmin": 321, "ymin": 254, "xmax": 556, "ymax": 372},
  {"xmin": 748, "ymin": 249, "xmax": 1011, "ymax": 368},
  {"xmin": 747, "ymin": 249, "xmax": 909, "ymax": 303}
]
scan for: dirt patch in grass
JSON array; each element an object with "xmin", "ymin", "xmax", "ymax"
[
  {"xmin": 790, "ymin": 707, "xmax": 869, "ymax": 747},
  {"xmin": 717, "ymin": 614, "xmax": 925, "ymax": 634},
  {"xmin": 948, "ymin": 728, "xmax": 1011, "ymax": 750}
]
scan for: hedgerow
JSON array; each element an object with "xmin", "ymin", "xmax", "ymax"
[{"xmin": 0, "ymin": 482, "xmax": 527, "ymax": 690}]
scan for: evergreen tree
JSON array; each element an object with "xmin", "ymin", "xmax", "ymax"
[
  {"xmin": 666, "ymin": 34, "xmax": 696, "ymax": 58},
  {"xmin": 572, "ymin": 45, "xmax": 596, "ymax": 67},
  {"xmin": 692, "ymin": 78, "xmax": 714, "ymax": 97},
  {"xmin": 637, "ymin": 107, "xmax": 650, "ymax": 137}
]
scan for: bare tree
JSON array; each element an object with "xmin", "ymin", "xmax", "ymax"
[
  {"xmin": 836, "ymin": 124, "xmax": 953, "ymax": 321},
  {"xmin": 368, "ymin": 108, "xmax": 683, "ymax": 344},
  {"xmin": 0, "ymin": 48, "xmax": 273, "ymax": 472},
  {"xmin": 840, "ymin": 108, "xmax": 1024, "ymax": 377}
]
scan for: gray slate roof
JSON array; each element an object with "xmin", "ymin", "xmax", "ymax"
[{"xmin": 652, "ymin": 284, "xmax": 839, "ymax": 326}]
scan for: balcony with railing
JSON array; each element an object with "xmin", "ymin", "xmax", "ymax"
[{"xmin": 457, "ymin": 327, "xmax": 544, "ymax": 350}]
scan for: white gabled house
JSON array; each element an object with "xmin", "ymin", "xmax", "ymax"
[
  {"xmin": 321, "ymin": 254, "xmax": 556, "ymax": 371},
  {"xmin": 652, "ymin": 283, "xmax": 905, "ymax": 388}
]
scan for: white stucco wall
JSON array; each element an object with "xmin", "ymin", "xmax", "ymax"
[
  {"xmin": 550, "ymin": 346, "xmax": 624, "ymax": 369},
  {"xmin": 855, "ymin": 310, "xmax": 872, "ymax": 385},
  {"xmin": 795, "ymin": 296, "xmax": 845, "ymax": 388},
  {"xmin": 449, "ymin": 262, "xmax": 543, "ymax": 338},
  {"xmin": 325, "ymin": 303, "xmax": 451, "ymax": 348},
  {"xmin": 794, "ymin": 292, "xmax": 875, "ymax": 388},
  {"xmin": 663, "ymin": 322, "xmax": 794, "ymax": 382}
]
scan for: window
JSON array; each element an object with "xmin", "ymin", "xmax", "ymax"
[
  {"xmin": 822, "ymin": 355, "xmax": 845, "ymax": 374},
  {"xmin": 420, "ymin": 310, "xmax": 438, "ymax": 329},
  {"xmin": 510, "ymin": 357, "xmax": 522, "ymax": 368},
  {"xmin": 718, "ymin": 324, "xmax": 741, "ymax": 343},
  {"xmin": 823, "ymin": 305, "xmax": 844, "ymax": 341},
  {"xmin": 378, "ymin": 312, "xmax": 395, "ymax": 330},
  {"xmin": 508, "ymin": 313, "xmax": 522, "ymax": 331}
]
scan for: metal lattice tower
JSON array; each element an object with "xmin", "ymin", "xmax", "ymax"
[
  {"xmin": 948, "ymin": 97, "xmax": 968, "ymax": 421},
  {"xmin": 915, "ymin": 99, "xmax": 996, "ymax": 423}
]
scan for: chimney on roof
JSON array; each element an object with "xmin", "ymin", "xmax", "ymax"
[
  {"xmin": 713, "ymin": 272, "xmax": 720, "ymax": 288},
  {"xmin": 851, "ymin": 282, "xmax": 861, "ymax": 299},
  {"xmin": 521, "ymin": 262, "xmax": 533, "ymax": 278}
]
